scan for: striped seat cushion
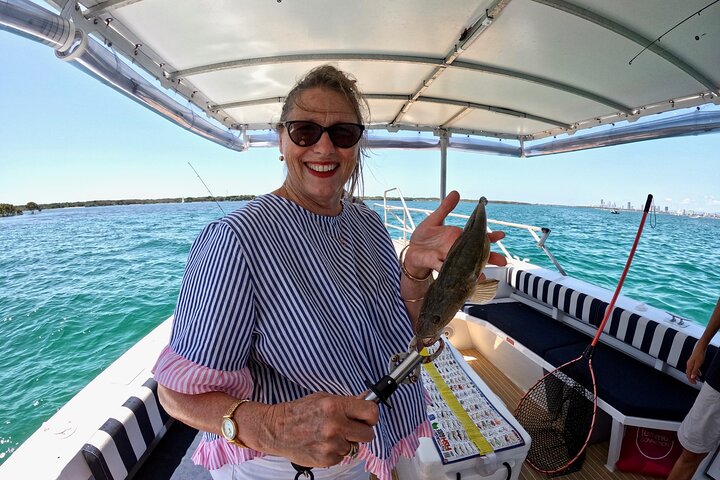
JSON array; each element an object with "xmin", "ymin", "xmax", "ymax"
[
  {"xmin": 81, "ymin": 378, "xmax": 171, "ymax": 480},
  {"xmin": 507, "ymin": 267, "xmax": 717, "ymax": 373}
]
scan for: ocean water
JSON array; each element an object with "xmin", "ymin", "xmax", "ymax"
[{"xmin": 1, "ymin": 200, "xmax": 719, "ymax": 464}]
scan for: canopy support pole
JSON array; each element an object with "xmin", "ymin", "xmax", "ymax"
[{"xmin": 439, "ymin": 129, "xmax": 448, "ymax": 200}]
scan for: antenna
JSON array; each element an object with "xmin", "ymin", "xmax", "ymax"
[{"xmin": 188, "ymin": 162, "xmax": 226, "ymax": 215}]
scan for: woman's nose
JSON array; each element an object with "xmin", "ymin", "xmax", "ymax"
[{"xmin": 313, "ymin": 130, "xmax": 336, "ymax": 153}]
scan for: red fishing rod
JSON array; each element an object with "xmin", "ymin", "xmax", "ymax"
[{"xmin": 514, "ymin": 193, "xmax": 653, "ymax": 474}]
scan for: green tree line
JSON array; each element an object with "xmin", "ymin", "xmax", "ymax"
[
  {"xmin": 0, "ymin": 203, "xmax": 23, "ymax": 217},
  {"xmin": 0, "ymin": 195, "xmax": 259, "ymax": 215}
]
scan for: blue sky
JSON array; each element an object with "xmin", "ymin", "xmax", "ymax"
[{"xmin": 2, "ymin": 30, "xmax": 719, "ymax": 213}]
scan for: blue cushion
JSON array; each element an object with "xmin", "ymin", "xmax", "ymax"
[
  {"xmin": 543, "ymin": 342, "xmax": 699, "ymax": 421},
  {"xmin": 463, "ymin": 302, "xmax": 588, "ymax": 356}
]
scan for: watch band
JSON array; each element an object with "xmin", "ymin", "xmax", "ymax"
[
  {"xmin": 223, "ymin": 398, "xmax": 250, "ymax": 447},
  {"xmin": 225, "ymin": 398, "xmax": 249, "ymax": 418}
]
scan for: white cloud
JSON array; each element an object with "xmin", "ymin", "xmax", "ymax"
[{"xmin": 704, "ymin": 195, "xmax": 720, "ymax": 206}]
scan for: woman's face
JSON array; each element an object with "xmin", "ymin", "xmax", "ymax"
[{"xmin": 278, "ymin": 87, "xmax": 359, "ymax": 214}]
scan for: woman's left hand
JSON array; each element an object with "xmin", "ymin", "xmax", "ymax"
[{"xmin": 404, "ymin": 191, "xmax": 506, "ymax": 278}]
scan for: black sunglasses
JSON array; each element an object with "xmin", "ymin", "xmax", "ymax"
[{"xmin": 283, "ymin": 120, "xmax": 364, "ymax": 148}]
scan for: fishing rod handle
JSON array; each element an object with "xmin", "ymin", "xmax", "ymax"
[
  {"xmin": 291, "ymin": 350, "xmax": 423, "ymax": 477},
  {"xmin": 643, "ymin": 194, "xmax": 653, "ymax": 212},
  {"xmin": 364, "ymin": 349, "xmax": 423, "ymax": 404}
]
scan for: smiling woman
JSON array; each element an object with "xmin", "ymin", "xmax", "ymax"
[
  {"xmin": 150, "ymin": 65, "xmax": 502, "ymax": 480},
  {"xmin": 274, "ymin": 65, "xmax": 369, "ymax": 216}
]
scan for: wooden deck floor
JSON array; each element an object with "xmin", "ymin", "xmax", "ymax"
[{"xmin": 458, "ymin": 347, "xmax": 659, "ymax": 480}]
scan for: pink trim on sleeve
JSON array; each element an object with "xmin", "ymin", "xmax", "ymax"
[
  {"xmin": 192, "ymin": 438, "xmax": 267, "ymax": 470},
  {"xmin": 152, "ymin": 345, "xmax": 254, "ymax": 399},
  {"xmin": 359, "ymin": 420, "xmax": 431, "ymax": 480}
]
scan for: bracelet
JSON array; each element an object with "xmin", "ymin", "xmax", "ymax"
[
  {"xmin": 399, "ymin": 244, "xmax": 432, "ymax": 282},
  {"xmin": 402, "ymin": 295, "xmax": 425, "ymax": 303}
]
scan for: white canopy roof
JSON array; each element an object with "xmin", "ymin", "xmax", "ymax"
[{"xmin": 13, "ymin": 0, "xmax": 720, "ymax": 154}]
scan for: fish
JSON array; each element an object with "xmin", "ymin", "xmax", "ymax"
[{"xmin": 414, "ymin": 197, "xmax": 498, "ymax": 345}]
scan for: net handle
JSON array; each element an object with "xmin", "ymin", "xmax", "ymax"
[{"xmin": 591, "ymin": 194, "xmax": 653, "ymax": 346}]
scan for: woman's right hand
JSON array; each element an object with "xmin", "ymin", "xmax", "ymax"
[{"xmin": 262, "ymin": 392, "xmax": 378, "ymax": 467}]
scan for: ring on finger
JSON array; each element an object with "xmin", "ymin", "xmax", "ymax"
[{"xmin": 343, "ymin": 441, "xmax": 359, "ymax": 459}]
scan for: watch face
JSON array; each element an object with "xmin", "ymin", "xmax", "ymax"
[{"xmin": 221, "ymin": 418, "xmax": 237, "ymax": 440}]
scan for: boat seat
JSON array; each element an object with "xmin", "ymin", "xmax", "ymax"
[
  {"xmin": 543, "ymin": 341, "xmax": 699, "ymax": 420},
  {"xmin": 463, "ymin": 301, "xmax": 699, "ymax": 420},
  {"xmin": 463, "ymin": 266, "xmax": 719, "ymax": 471},
  {"xmin": 463, "ymin": 302, "xmax": 588, "ymax": 356},
  {"xmin": 507, "ymin": 267, "xmax": 718, "ymax": 377},
  {"xmin": 81, "ymin": 378, "xmax": 172, "ymax": 480}
]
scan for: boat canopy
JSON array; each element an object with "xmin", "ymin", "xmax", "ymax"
[{"xmin": 2, "ymin": 0, "xmax": 720, "ymax": 158}]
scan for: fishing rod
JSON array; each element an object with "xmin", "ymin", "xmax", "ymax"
[
  {"xmin": 188, "ymin": 162, "xmax": 226, "ymax": 215},
  {"xmin": 515, "ymin": 193, "xmax": 654, "ymax": 475}
]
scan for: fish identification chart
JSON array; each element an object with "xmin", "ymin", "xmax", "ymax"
[{"xmin": 422, "ymin": 342, "xmax": 525, "ymax": 464}]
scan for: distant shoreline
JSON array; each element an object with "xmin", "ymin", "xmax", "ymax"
[
  {"xmin": 3, "ymin": 196, "xmax": 718, "ymax": 219},
  {"xmin": 6, "ymin": 195, "xmax": 537, "ymax": 212}
]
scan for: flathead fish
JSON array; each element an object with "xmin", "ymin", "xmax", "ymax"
[{"xmin": 415, "ymin": 197, "xmax": 498, "ymax": 345}]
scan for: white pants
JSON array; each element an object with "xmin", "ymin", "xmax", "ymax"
[
  {"xmin": 208, "ymin": 455, "xmax": 368, "ymax": 480},
  {"xmin": 677, "ymin": 381, "xmax": 720, "ymax": 454}
]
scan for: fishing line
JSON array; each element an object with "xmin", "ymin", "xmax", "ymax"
[
  {"xmin": 188, "ymin": 162, "xmax": 226, "ymax": 215},
  {"xmin": 650, "ymin": 197, "xmax": 657, "ymax": 228},
  {"xmin": 629, "ymin": 0, "xmax": 719, "ymax": 65}
]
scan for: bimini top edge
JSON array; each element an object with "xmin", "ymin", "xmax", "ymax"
[{"xmin": 2, "ymin": 0, "xmax": 720, "ymax": 157}]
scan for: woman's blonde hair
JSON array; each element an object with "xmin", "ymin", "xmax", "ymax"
[{"xmin": 278, "ymin": 65, "xmax": 368, "ymax": 198}]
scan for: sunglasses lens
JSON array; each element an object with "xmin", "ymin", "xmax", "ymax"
[
  {"xmin": 287, "ymin": 122, "xmax": 323, "ymax": 146},
  {"xmin": 285, "ymin": 121, "xmax": 363, "ymax": 148},
  {"xmin": 328, "ymin": 124, "xmax": 363, "ymax": 148}
]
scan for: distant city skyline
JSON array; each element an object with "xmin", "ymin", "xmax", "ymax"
[{"xmin": 2, "ymin": 31, "xmax": 720, "ymax": 213}]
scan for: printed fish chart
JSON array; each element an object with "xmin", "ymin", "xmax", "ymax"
[{"xmin": 422, "ymin": 342, "xmax": 525, "ymax": 464}]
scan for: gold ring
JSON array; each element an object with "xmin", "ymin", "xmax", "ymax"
[{"xmin": 343, "ymin": 441, "xmax": 359, "ymax": 459}]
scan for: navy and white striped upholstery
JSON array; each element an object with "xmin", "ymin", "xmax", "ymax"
[
  {"xmin": 507, "ymin": 267, "xmax": 717, "ymax": 373},
  {"xmin": 81, "ymin": 378, "xmax": 171, "ymax": 480}
]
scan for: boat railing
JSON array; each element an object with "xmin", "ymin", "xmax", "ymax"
[{"xmin": 374, "ymin": 188, "xmax": 567, "ymax": 276}]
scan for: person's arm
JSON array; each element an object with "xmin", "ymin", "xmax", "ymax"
[
  {"xmin": 686, "ymin": 297, "xmax": 720, "ymax": 383},
  {"xmin": 158, "ymin": 386, "xmax": 378, "ymax": 467}
]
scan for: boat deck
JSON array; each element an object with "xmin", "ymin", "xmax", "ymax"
[
  {"xmin": 458, "ymin": 347, "xmax": 657, "ymax": 480},
  {"xmin": 148, "ymin": 347, "xmax": 658, "ymax": 480}
]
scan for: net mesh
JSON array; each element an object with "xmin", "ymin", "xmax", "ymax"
[{"xmin": 514, "ymin": 357, "xmax": 596, "ymax": 475}]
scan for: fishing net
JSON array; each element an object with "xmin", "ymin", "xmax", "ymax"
[{"xmin": 514, "ymin": 354, "xmax": 596, "ymax": 475}]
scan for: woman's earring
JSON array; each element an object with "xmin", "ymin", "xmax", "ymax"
[{"xmin": 279, "ymin": 155, "xmax": 284, "ymax": 162}]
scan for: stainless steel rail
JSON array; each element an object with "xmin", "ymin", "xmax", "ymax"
[{"xmin": 375, "ymin": 187, "xmax": 567, "ymax": 275}]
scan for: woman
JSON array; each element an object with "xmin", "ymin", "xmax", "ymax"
[{"xmin": 153, "ymin": 65, "xmax": 505, "ymax": 480}]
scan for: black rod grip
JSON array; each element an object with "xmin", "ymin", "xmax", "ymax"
[
  {"xmin": 643, "ymin": 194, "xmax": 653, "ymax": 212},
  {"xmin": 364, "ymin": 375, "xmax": 398, "ymax": 407}
]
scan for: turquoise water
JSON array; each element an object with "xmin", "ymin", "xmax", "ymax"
[{"xmin": 1, "ymin": 200, "xmax": 719, "ymax": 464}]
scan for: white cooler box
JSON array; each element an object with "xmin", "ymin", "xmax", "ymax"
[{"xmin": 396, "ymin": 340, "xmax": 531, "ymax": 480}]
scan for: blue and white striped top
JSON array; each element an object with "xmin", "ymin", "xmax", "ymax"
[{"xmin": 155, "ymin": 194, "xmax": 427, "ymax": 473}]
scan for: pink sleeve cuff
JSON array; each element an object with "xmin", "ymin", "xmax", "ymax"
[
  {"xmin": 192, "ymin": 438, "xmax": 266, "ymax": 470},
  {"xmin": 359, "ymin": 419, "xmax": 431, "ymax": 480},
  {"xmin": 152, "ymin": 345, "xmax": 254, "ymax": 399}
]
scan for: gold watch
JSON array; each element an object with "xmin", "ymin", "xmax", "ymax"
[{"xmin": 221, "ymin": 399, "xmax": 250, "ymax": 447}]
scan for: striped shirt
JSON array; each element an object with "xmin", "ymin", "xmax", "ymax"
[{"xmin": 153, "ymin": 194, "xmax": 428, "ymax": 479}]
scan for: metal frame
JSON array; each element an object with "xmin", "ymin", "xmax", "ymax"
[{"xmin": 3, "ymin": 0, "xmax": 719, "ymax": 201}]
